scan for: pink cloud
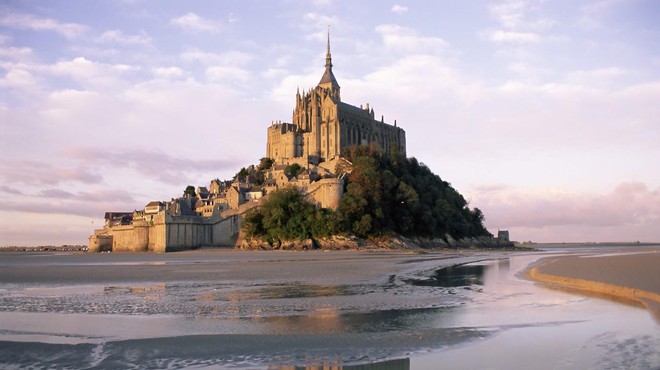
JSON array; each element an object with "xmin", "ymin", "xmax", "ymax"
[
  {"xmin": 0, "ymin": 159, "xmax": 102, "ymax": 185},
  {"xmin": 61, "ymin": 147, "xmax": 242, "ymax": 185},
  {"xmin": 473, "ymin": 182, "xmax": 660, "ymax": 242},
  {"xmin": 0, "ymin": 189, "xmax": 137, "ymax": 218},
  {"xmin": 0, "ymin": 185, "xmax": 23, "ymax": 195}
]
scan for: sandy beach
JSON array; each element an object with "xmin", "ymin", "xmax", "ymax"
[{"xmin": 527, "ymin": 248, "xmax": 660, "ymax": 313}]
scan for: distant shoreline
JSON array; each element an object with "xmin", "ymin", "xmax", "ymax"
[
  {"xmin": 521, "ymin": 242, "xmax": 660, "ymax": 248},
  {"xmin": 3, "ymin": 241, "xmax": 659, "ymax": 250}
]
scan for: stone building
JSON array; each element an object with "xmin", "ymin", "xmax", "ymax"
[
  {"xmin": 89, "ymin": 34, "xmax": 401, "ymax": 252},
  {"xmin": 267, "ymin": 33, "xmax": 406, "ymax": 167}
]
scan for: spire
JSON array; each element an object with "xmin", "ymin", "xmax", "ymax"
[
  {"xmin": 318, "ymin": 27, "xmax": 340, "ymax": 94},
  {"xmin": 325, "ymin": 27, "xmax": 332, "ymax": 69}
]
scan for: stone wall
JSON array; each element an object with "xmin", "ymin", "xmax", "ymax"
[
  {"xmin": 109, "ymin": 221, "xmax": 149, "ymax": 252},
  {"xmin": 88, "ymin": 234, "xmax": 112, "ymax": 253},
  {"xmin": 307, "ymin": 178, "xmax": 343, "ymax": 210},
  {"xmin": 89, "ymin": 208, "xmax": 249, "ymax": 253},
  {"xmin": 212, "ymin": 214, "xmax": 242, "ymax": 246}
]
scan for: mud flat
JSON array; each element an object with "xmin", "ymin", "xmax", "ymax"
[
  {"xmin": 527, "ymin": 248, "xmax": 660, "ymax": 314},
  {"xmin": 1, "ymin": 248, "xmax": 659, "ymax": 369}
]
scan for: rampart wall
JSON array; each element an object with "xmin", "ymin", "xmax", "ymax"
[{"xmin": 89, "ymin": 207, "xmax": 251, "ymax": 253}]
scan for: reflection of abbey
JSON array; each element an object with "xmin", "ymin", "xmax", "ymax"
[
  {"xmin": 89, "ymin": 34, "xmax": 406, "ymax": 252},
  {"xmin": 267, "ymin": 34, "xmax": 406, "ymax": 168}
]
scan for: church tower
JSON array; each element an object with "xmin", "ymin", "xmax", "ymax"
[{"xmin": 267, "ymin": 31, "xmax": 406, "ymax": 166}]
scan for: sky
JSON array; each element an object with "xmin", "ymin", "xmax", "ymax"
[{"xmin": 1, "ymin": 0, "xmax": 659, "ymax": 246}]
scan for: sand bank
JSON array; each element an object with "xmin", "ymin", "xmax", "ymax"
[{"xmin": 527, "ymin": 250, "xmax": 660, "ymax": 312}]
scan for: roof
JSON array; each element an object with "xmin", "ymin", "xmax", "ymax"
[
  {"xmin": 318, "ymin": 68, "xmax": 340, "ymax": 89},
  {"xmin": 104, "ymin": 212, "xmax": 132, "ymax": 219},
  {"xmin": 337, "ymin": 101, "xmax": 371, "ymax": 118},
  {"xmin": 145, "ymin": 201, "xmax": 164, "ymax": 207}
]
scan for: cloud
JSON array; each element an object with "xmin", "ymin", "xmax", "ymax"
[
  {"xmin": 170, "ymin": 12, "xmax": 221, "ymax": 32},
  {"xmin": 0, "ymin": 185, "xmax": 22, "ymax": 195},
  {"xmin": 153, "ymin": 66, "xmax": 186, "ymax": 79},
  {"xmin": 0, "ymin": 194, "xmax": 136, "ymax": 218},
  {"xmin": 375, "ymin": 24, "xmax": 449, "ymax": 53},
  {"xmin": 47, "ymin": 57, "xmax": 140, "ymax": 90},
  {"xmin": 301, "ymin": 13, "xmax": 341, "ymax": 41},
  {"xmin": 180, "ymin": 49, "xmax": 253, "ymax": 66},
  {"xmin": 484, "ymin": 30, "xmax": 540, "ymax": 43},
  {"xmin": 62, "ymin": 147, "xmax": 242, "ymax": 185},
  {"xmin": 507, "ymin": 62, "xmax": 550, "ymax": 79},
  {"xmin": 0, "ymin": 12, "xmax": 88, "ymax": 39},
  {"xmin": 489, "ymin": 0, "xmax": 556, "ymax": 31},
  {"xmin": 96, "ymin": 29, "xmax": 152, "ymax": 45},
  {"xmin": 391, "ymin": 5, "xmax": 409, "ymax": 14},
  {"xmin": 0, "ymin": 159, "xmax": 102, "ymax": 186},
  {"xmin": 0, "ymin": 211, "xmax": 97, "ymax": 246},
  {"xmin": 566, "ymin": 67, "xmax": 627, "ymax": 86},
  {"xmin": 37, "ymin": 188, "xmax": 135, "ymax": 203},
  {"xmin": 490, "ymin": 0, "xmax": 526, "ymax": 29},
  {"xmin": 473, "ymin": 182, "xmax": 660, "ymax": 232},
  {"xmin": 39, "ymin": 189, "xmax": 76, "ymax": 199},
  {"xmin": 578, "ymin": 0, "xmax": 625, "ymax": 29},
  {"xmin": 0, "ymin": 46, "xmax": 32, "ymax": 59},
  {"xmin": 227, "ymin": 12, "xmax": 239, "ymax": 23},
  {"xmin": 0, "ymin": 68, "xmax": 37, "ymax": 88},
  {"xmin": 206, "ymin": 65, "xmax": 250, "ymax": 83},
  {"xmin": 484, "ymin": 1, "xmax": 555, "ymax": 47}
]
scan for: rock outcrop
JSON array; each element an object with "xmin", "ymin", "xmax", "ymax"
[{"xmin": 238, "ymin": 233, "xmax": 520, "ymax": 251}]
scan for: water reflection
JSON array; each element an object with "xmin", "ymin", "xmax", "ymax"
[
  {"xmin": 406, "ymin": 259, "xmax": 512, "ymax": 289},
  {"xmin": 408, "ymin": 263, "xmax": 487, "ymax": 287},
  {"xmin": 247, "ymin": 307, "xmax": 449, "ymax": 334},
  {"xmin": 274, "ymin": 358, "xmax": 409, "ymax": 370},
  {"xmin": 257, "ymin": 284, "xmax": 356, "ymax": 299}
]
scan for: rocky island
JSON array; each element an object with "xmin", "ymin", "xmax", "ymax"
[{"xmin": 89, "ymin": 33, "xmax": 506, "ymax": 252}]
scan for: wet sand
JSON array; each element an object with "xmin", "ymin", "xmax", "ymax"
[
  {"xmin": 527, "ymin": 249, "xmax": 660, "ymax": 311},
  {"xmin": 1, "ymin": 248, "xmax": 659, "ymax": 369},
  {"xmin": 0, "ymin": 249, "xmax": 489, "ymax": 285}
]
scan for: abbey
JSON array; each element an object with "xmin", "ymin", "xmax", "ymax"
[
  {"xmin": 267, "ymin": 34, "xmax": 406, "ymax": 167},
  {"xmin": 89, "ymin": 35, "xmax": 405, "ymax": 252}
]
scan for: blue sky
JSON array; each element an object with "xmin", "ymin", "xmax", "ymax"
[{"xmin": 1, "ymin": 0, "xmax": 659, "ymax": 245}]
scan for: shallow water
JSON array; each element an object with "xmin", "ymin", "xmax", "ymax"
[{"xmin": 0, "ymin": 249, "xmax": 657, "ymax": 369}]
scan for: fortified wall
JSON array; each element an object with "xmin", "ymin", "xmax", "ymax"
[{"xmin": 89, "ymin": 202, "xmax": 254, "ymax": 253}]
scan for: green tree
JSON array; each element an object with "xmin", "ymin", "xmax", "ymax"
[
  {"xmin": 284, "ymin": 163, "xmax": 304, "ymax": 178},
  {"xmin": 183, "ymin": 185, "xmax": 196, "ymax": 197},
  {"xmin": 244, "ymin": 147, "xmax": 492, "ymax": 243},
  {"xmin": 258, "ymin": 157, "xmax": 275, "ymax": 171},
  {"xmin": 338, "ymin": 145, "xmax": 492, "ymax": 239},
  {"xmin": 242, "ymin": 187, "xmax": 337, "ymax": 242},
  {"xmin": 234, "ymin": 167, "xmax": 249, "ymax": 180}
]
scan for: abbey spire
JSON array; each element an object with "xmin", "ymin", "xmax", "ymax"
[
  {"xmin": 325, "ymin": 29, "xmax": 333, "ymax": 69},
  {"xmin": 317, "ymin": 29, "xmax": 340, "ymax": 99}
]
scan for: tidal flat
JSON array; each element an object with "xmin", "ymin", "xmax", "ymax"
[{"xmin": 0, "ymin": 247, "xmax": 658, "ymax": 369}]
